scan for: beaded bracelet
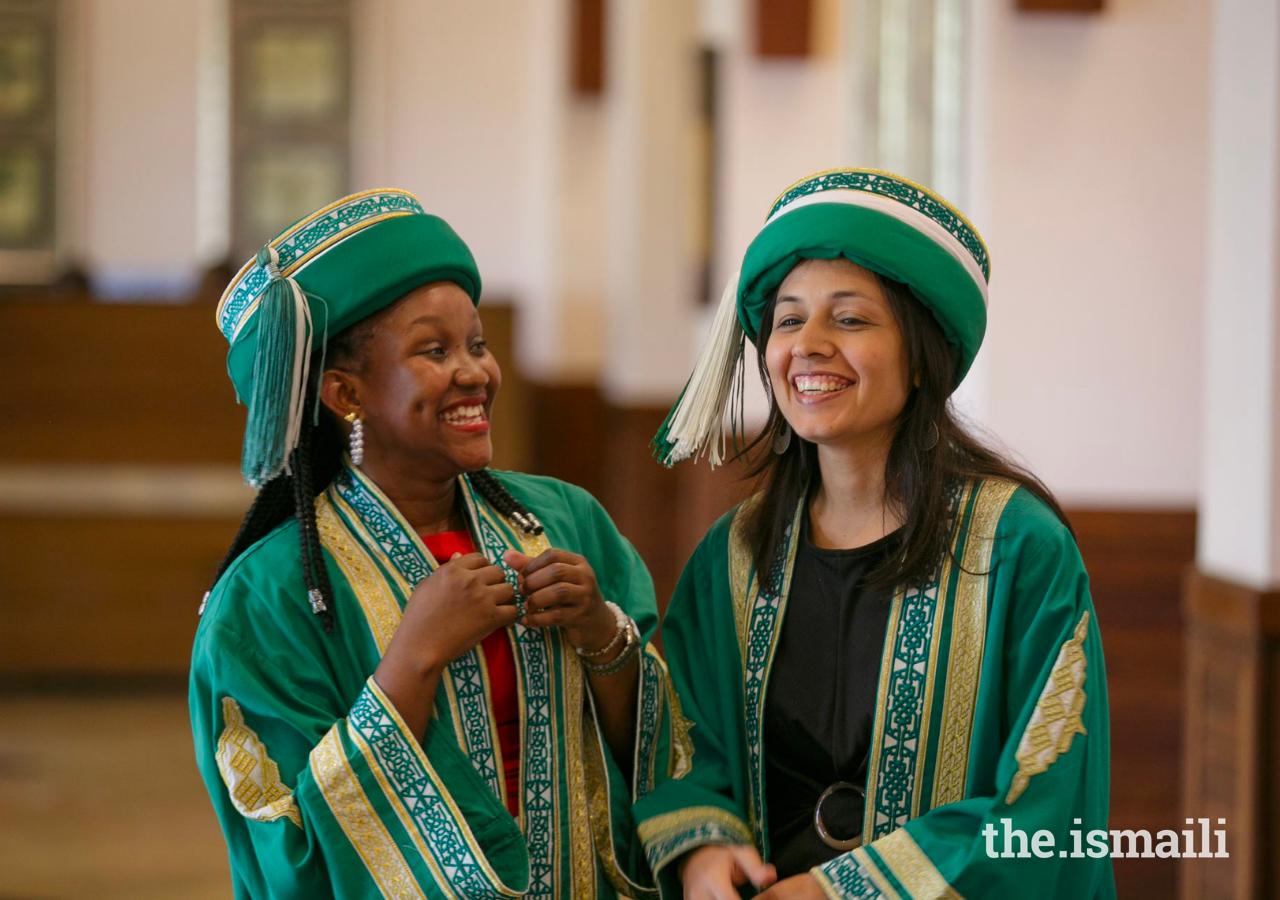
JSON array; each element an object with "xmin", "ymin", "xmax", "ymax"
[
  {"xmin": 575, "ymin": 600, "xmax": 628, "ymax": 659},
  {"xmin": 581, "ymin": 618, "xmax": 641, "ymax": 677}
]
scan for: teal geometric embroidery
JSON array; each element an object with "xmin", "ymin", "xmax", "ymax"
[
  {"xmin": 335, "ymin": 463, "xmax": 559, "ymax": 899},
  {"xmin": 514, "ymin": 622, "xmax": 557, "ymax": 900},
  {"xmin": 332, "ymin": 465, "xmax": 504, "ymax": 804},
  {"xmin": 634, "ymin": 650, "xmax": 664, "ymax": 801},
  {"xmin": 816, "ymin": 851, "xmax": 884, "ymax": 899},
  {"xmin": 219, "ymin": 190, "xmax": 425, "ymax": 340},
  {"xmin": 349, "ymin": 687, "xmax": 512, "ymax": 899},
  {"xmin": 333, "ymin": 469, "xmax": 432, "ymax": 586},
  {"xmin": 450, "ymin": 649, "xmax": 505, "ymax": 800},
  {"xmin": 870, "ymin": 578, "xmax": 942, "ymax": 839},
  {"xmin": 742, "ymin": 521, "xmax": 795, "ymax": 851},
  {"xmin": 866, "ymin": 484, "xmax": 963, "ymax": 841},
  {"xmin": 767, "ymin": 170, "xmax": 989, "ymax": 281}
]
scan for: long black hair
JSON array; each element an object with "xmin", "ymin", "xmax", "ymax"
[
  {"xmin": 738, "ymin": 271, "xmax": 1071, "ymax": 590},
  {"xmin": 207, "ymin": 316, "xmax": 539, "ymax": 631}
]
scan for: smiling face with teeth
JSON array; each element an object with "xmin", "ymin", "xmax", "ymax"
[
  {"xmin": 321, "ymin": 281, "xmax": 501, "ymax": 482},
  {"xmin": 764, "ymin": 257, "xmax": 911, "ymax": 453}
]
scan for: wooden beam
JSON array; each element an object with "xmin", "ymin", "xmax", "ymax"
[
  {"xmin": 1016, "ymin": 0, "xmax": 1104, "ymax": 12},
  {"xmin": 572, "ymin": 0, "xmax": 605, "ymax": 95},
  {"xmin": 756, "ymin": 0, "xmax": 811, "ymax": 59}
]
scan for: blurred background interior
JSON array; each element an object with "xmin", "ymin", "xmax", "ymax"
[{"xmin": 0, "ymin": 0, "xmax": 1277, "ymax": 897}]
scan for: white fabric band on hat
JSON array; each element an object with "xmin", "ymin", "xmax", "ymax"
[{"xmin": 765, "ymin": 188, "xmax": 989, "ymax": 306}]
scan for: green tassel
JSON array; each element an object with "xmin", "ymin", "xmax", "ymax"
[{"xmin": 241, "ymin": 245, "xmax": 308, "ymax": 487}]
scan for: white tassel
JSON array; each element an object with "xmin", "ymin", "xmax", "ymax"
[
  {"xmin": 654, "ymin": 271, "xmax": 745, "ymax": 467},
  {"xmin": 280, "ymin": 273, "xmax": 313, "ymax": 475}
]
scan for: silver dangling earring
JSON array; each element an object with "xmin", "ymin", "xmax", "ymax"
[
  {"xmin": 922, "ymin": 420, "xmax": 939, "ymax": 451},
  {"xmin": 772, "ymin": 420, "xmax": 792, "ymax": 455},
  {"xmin": 345, "ymin": 412, "xmax": 365, "ymax": 465}
]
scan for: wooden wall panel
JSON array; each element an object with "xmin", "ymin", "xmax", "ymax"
[
  {"xmin": 0, "ymin": 293, "xmax": 525, "ymax": 675},
  {"xmin": 1072, "ymin": 508, "xmax": 1195, "ymax": 900},
  {"xmin": 0, "ymin": 294, "xmax": 527, "ymax": 470},
  {"xmin": 0, "ymin": 515, "xmax": 238, "ymax": 675},
  {"xmin": 1181, "ymin": 571, "xmax": 1280, "ymax": 900}
]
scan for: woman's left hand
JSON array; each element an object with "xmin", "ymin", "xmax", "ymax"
[
  {"xmin": 756, "ymin": 874, "xmax": 827, "ymax": 899},
  {"xmin": 502, "ymin": 549, "xmax": 617, "ymax": 652}
]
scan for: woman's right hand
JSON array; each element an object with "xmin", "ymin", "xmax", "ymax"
[
  {"xmin": 392, "ymin": 552, "xmax": 519, "ymax": 674},
  {"xmin": 373, "ymin": 553, "xmax": 518, "ymax": 739},
  {"xmin": 680, "ymin": 844, "xmax": 777, "ymax": 900}
]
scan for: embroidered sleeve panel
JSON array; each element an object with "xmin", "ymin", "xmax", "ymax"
[
  {"xmin": 637, "ymin": 806, "xmax": 754, "ymax": 876},
  {"xmin": 634, "ymin": 646, "xmax": 668, "ymax": 801},
  {"xmin": 349, "ymin": 678, "xmax": 527, "ymax": 900},
  {"xmin": 582, "ymin": 689, "xmax": 661, "ymax": 900},
  {"xmin": 310, "ymin": 726, "xmax": 428, "ymax": 900},
  {"xmin": 1005, "ymin": 611, "xmax": 1091, "ymax": 805},
  {"xmin": 873, "ymin": 829, "xmax": 966, "ymax": 900},
  {"xmin": 811, "ymin": 848, "xmax": 890, "ymax": 900},
  {"xmin": 651, "ymin": 650, "xmax": 695, "ymax": 780},
  {"xmin": 216, "ymin": 697, "xmax": 303, "ymax": 829},
  {"xmin": 814, "ymin": 830, "xmax": 966, "ymax": 900}
]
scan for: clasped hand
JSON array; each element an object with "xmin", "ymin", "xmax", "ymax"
[
  {"xmin": 383, "ymin": 548, "xmax": 616, "ymax": 678},
  {"xmin": 502, "ymin": 548, "xmax": 617, "ymax": 653}
]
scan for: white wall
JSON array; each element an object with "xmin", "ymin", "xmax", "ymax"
[
  {"xmin": 969, "ymin": 0, "xmax": 1211, "ymax": 506},
  {"xmin": 715, "ymin": 0, "xmax": 847, "ymax": 296},
  {"xmin": 1197, "ymin": 0, "xmax": 1280, "ymax": 589},
  {"xmin": 351, "ymin": 0, "xmax": 532, "ymax": 301},
  {"xmin": 83, "ymin": 0, "xmax": 202, "ymax": 294}
]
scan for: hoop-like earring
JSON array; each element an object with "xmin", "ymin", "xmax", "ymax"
[
  {"xmin": 922, "ymin": 420, "xmax": 939, "ymax": 451},
  {"xmin": 344, "ymin": 412, "xmax": 365, "ymax": 465},
  {"xmin": 772, "ymin": 420, "xmax": 792, "ymax": 455}
]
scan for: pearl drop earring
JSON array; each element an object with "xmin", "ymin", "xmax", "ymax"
[{"xmin": 344, "ymin": 412, "xmax": 365, "ymax": 465}]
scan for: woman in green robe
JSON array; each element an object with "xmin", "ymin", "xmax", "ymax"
[
  {"xmin": 638, "ymin": 169, "xmax": 1114, "ymax": 900},
  {"xmin": 191, "ymin": 189, "xmax": 684, "ymax": 899}
]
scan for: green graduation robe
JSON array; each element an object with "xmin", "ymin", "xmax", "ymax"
[
  {"xmin": 634, "ymin": 477, "xmax": 1115, "ymax": 899},
  {"xmin": 191, "ymin": 464, "xmax": 687, "ymax": 900}
]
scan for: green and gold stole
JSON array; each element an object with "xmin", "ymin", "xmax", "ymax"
[
  {"xmin": 315, "ymin": 462, "xmax": 585, "ymax": 899},
  {"xmin": 312, "ymin": 461, "xmax": 667, "ymax": 900},
  {"xmin": 729, "ymin": 478, "xmax": 1020, "ymax": 856}
]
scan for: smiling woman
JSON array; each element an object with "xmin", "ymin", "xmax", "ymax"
[
  {"xmin": 638, "ymin": 169, "xmax": 1115, "ymax": 900},
  {"xmin": 190, "ymin": 189, "xmax": 685, "ymax": 900}
]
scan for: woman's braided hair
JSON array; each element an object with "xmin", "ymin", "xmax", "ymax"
[{"xmin": 208, "ymin": 314, "xmax": 541, "ymax": 632}]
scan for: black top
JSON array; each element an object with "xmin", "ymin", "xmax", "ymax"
[{"xmin": 763, "ymin": 517, "xmax": 900, "ymax": 879}]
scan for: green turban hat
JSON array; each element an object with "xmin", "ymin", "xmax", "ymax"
[
  {"xmin": 216, "ymin": 188, "xmax": 481, "ymax": 487},
  {"xmin": 654, "ymin": 167, "xmax": 991, "ymax": 467}
]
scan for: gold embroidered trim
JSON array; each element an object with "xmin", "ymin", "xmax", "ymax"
[
  {"xmin": 328, "ymin": 489, "xmax": 415, "ymax": 596},
  {"xmin": 343, "ymin": 717, "xmax": 459, "ymax": 898},
  {"xmin": 582, "ymin": 691, "xmax": 657, "ymax": 898},
  {"xmin": 216, "ymin": 697, "xmax": 303, "ymax": 829},
  {"xmin": 875, "ymin": 828, "xmax": 965, "ymax": 900},
  {"xmin": 562, "ymin": 634, "xmax": 597, "ymax": 900},
  {"xmin": 637, "ymin": 805, "xmax": 753, "ymax": 848},
  {"xmin": 311, "ymin": 725, "xmax": 429, "ymax": 900},
  {"xmin": 931, "ymin": 479, "xmax": 1019, "ymax": 809},
  {"xmin": 727, "ymin": 494, "xmax": 762, "ymax": 659},
  {"xmin": 651, "ymin": 651, "xmax": 695, "ymax": 779},
  {"xmin": 858, "ymin": 846, "xmax": 906, "ymax": 900},
  {"xmin": 1006, "ymin": 610, "xmax": 1091, "ymax": 805},
  {"xmin": 315, "ymin": 494, "xmax": 403, "ymax": 654}
]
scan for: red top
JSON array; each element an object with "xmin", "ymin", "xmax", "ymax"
[{"xmin": 419, "ymin": 530, "xmax": 521, "ymax": 816}]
